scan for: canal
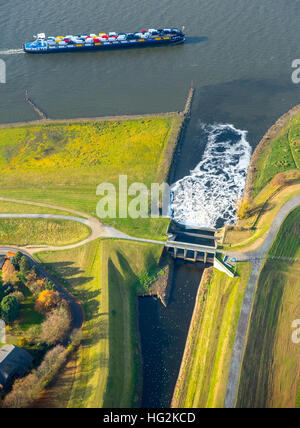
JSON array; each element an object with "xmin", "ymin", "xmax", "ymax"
[{"xmin": 139, "ymin": 261, "xmax": 206, "ymax": 408}]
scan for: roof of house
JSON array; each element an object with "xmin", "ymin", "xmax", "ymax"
[{"xmin": 0, "ymin": 345, "xmax": 33, "ymax": 388}]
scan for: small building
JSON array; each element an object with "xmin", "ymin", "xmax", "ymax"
[
  {"xmin": 5, "ymin": 251, "xmax": 16, "ymax": 260},
  {"xmin": 0, "ymin": 344, "xmax": 33, "ymax": 390}
]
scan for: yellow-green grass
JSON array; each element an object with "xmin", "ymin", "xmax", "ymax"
[
  {"xmin": 0, "ymin": 218, "xmax": 90, "ymax": 246},
  {"xmin": 0, "ymin": 200, "xmax": 76, "ymax": 216},
  {"xmin": 237, "ymin": 207, "xmax": 300, "ymax": 408},
  {"xmin": 172, "ymin": 262, "xmax": 251, "ymax": 408},
  {"xmin": 35, "ymin": 239, "xmax": 163, "ymax": 408},
  {"xmin": 250, "ymin": 112, "xmax": 300, "ymax": 198},
  {"xmin": 0, "ymin": 116, "xmax": 182, "ymax": 239},
  {"xmin": 223, "ymin": 182, "xmax": 300, "ymax": 251}
]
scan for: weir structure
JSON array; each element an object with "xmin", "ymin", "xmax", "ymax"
[{"xmin": 165, "ymin": 220, "xmax": 218, "ymax": 264}]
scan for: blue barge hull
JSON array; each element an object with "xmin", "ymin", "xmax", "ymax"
[{"xmin": 24, "ymin": 31, "xmax": 185, "ymax": 54}]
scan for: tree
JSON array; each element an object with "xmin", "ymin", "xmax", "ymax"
[
  {"xmin": 19, "ymin": 256, "xmax": 31, "ymax": 276},
  {"xmin": 45, "ymin": 279, "xmax": 56, "ymax": 291},
  {"xmin": 11, "ymin": 251, "xmax": 23, "ymax": 271},
  {"xmin": 40, "ymin": 304, "xmax": 71, "ymax": 345},
  {"xmin": 1, "ymin": 260, "xmax": 19, "ymax": 286},
  {"xmin": 35, "ymin": 290, "xmax": 60, "ymax": 314},
  {"xmin": 272, "ymin": 173, "xmax": 287, "ymax": 188},
  {"xmin": 0, "ymin": 295, "xmax": 19, "ymax": 323},
  {"xmin": 236, "ymin": 197, "xmax": 251, "ymax": 220},
  {"xmin": 26, "ymin": 270, "xmax": 45, "ymax": 296}
]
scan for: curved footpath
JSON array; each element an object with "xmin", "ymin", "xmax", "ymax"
[
  {"xmin": 224, "ymin": 194, "xmax": 300, "ymax": 408},
  {"xmin": 0, "ymin": 197, "xmax": 165, "ymax": 335},
  {"xmin": 0, "ymin": 197, "xmax": 165, "ymax": 253}
]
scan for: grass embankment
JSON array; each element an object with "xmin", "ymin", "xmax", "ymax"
[
  {"xmin": 172, "ymin": 263, "xmax": 251, "ymax": 408},
  {"xmin": 223, "ymin": 109, "xmax": 300, "ymax": 251},
  {"xmin": 0, "ymin": 116, "xmax": 182, "ymax": 240},
  {"xmin": 237, "ymin": 207, "xmax": 300, "ymax": 408},
  {"xmin": 0, "ymin": 218, "xmax": 90, "ymax": 246},
  {"xmin": 34, "ymin": 239, "xmax": 163, "ymax": 408}
]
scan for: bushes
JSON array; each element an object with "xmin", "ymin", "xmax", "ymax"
[
  {"xmin": 2, "ymin": 345, "xmax": 68, "ymax": 408},
  {"xmin": 272, "ymin": 172, "xmax": 287, "ymax": 188},
  {"xmin": 26, "ymin": 269, "xmax": 47, "ymax": 296},
  {"xmin": 3, "ymin": 331, "xmax": 82, "ymax": 408}
]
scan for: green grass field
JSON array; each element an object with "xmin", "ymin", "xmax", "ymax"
[
  {"xmin": 0, "ymin": 116, "xmax": 181, "ymax": 239},
  {"xmin": 250, "ymin": 113, "xmax": 300, "ymax": 198},
  {"xmin": 0, "ymin": 218, "xmax": 90, "ymax": 246},
  {"xmin": 237, "ymin": 207, "xmax": 300, "ymax": 408},
  {"xmin": 172, "ymin": 263, "xmax": 251, "ymax": 408},
  {"xmin": 0, "ymin": 200, "xmax": 73, "ymax": 216},
  {"xmin": 35, "ymin": 239, "xmax": 163, "ymax": 408}
]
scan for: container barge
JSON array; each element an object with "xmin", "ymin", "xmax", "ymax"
[{"xmin": 23, "ymin": 28, "xmax": 185, "ymax": 54}]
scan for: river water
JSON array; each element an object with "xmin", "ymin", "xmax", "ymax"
[{"xmin": 1, "ymin": 0, "xmax": 300, "ymax": 408}]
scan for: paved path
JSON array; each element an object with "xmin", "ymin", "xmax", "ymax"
[
  {"xmin": 0, "ymin": 197, "xmax": 165, "ymax": 254},
  {"xmin": 0, "ymin": 198, "xmax": 166, "ymax": 342},
  {"xmin": 224, "ymin": 194, "xmax": 300, "ymax": 408}
]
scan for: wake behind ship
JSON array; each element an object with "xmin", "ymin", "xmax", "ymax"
[{"xmin": 23, "ymin": 28, "xmax": 185, "ymax": 54}]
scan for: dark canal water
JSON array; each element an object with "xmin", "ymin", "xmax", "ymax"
[
  {"xmin": 139, "ymin": 261, "xmax": 205, "ymax": 408},
  {"xmin": 1, "ymin": 0, "xmax": 300, "ymax": 409}
]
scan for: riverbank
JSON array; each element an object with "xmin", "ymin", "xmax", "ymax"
[
  {"xmin": 223, "ymin": 106, "xmax": 300, "ymax": 252},
  {"xmin": 236, "ymin": 207, "xmax": 300, "ymax": 408},
  {"xmin": 245, "ymin": 103, "xmax": 300, "ymax": 199},
  {"xmin": 0, "ymin": 86, "xmax": 194, "ymax": 241},
  {"xmin": 172, "ymin": 263, "xmax": 251, "ymax": 408}
]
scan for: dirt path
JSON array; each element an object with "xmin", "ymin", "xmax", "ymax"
[{"xmin": 224, "ymin": 194, "xmax": 300, "ymax": 408}]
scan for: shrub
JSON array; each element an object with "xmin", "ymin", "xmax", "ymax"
[
  {"xmin": 9, "ymin": 291, "xmax": 25, "ymax": 303},
  {"xmin": 236, "ymin": 197, "xmax": 251, "ymax": 220},
  {"xmin": 18, "ymin": 337, "xmax": 28, "ymax": 347},
  {"xmin": 272, "ymin": 172, "xmax": 287, "ymax": 187},
  {"xmin": 35, "ymin": 290, "xmax": 60, "ymax": 314},
  {"xmin": 0, "ymin": 295, "xmax": 19, "ymax": 323}
]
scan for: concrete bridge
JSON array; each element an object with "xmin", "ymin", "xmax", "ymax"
[{"xmin": 165, "ymin": 220, "xmax": 218, "ymax": 264}]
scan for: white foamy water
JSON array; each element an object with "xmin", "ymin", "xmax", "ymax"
[
  {"xmin": 170, "ymin": 123, "xmax": 252, "ymax": 229},
  {"xmin": 0, "ymin": 49, "xmax": 24, "ymax": 55}
]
